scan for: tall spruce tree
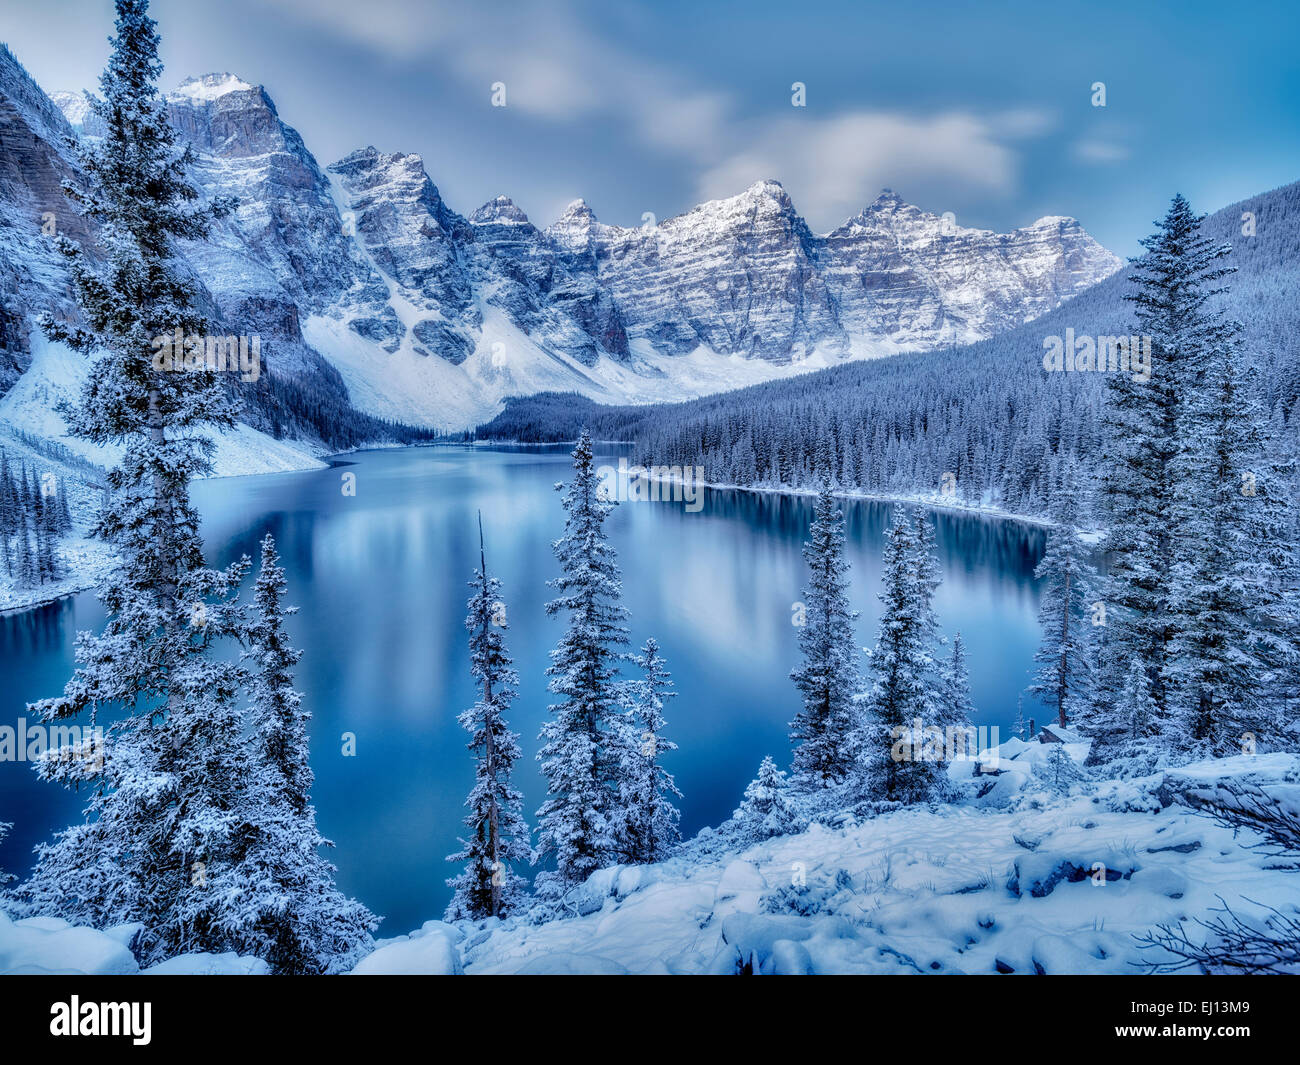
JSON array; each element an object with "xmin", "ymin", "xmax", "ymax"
[
  {"xmin": 233, "ymin": 534, "xmax": 377, "ymax": 973},
  {"xmin": 536, "ymin": 429, "xmax": 629, "ymax": 894},
  {"xmin": 1164, "ymin": 338, "xmax": 1298, "ymax": 755},
  {"xmin": 1099, "ymin": 195, "xmax": 1234, "ymax": 723},
  {"xmin": 857, "ymin": 507, "xmax": 946, "ymax": 803},
  {"xmin": 0, "ymin": 450, "xmax": 15, "ymax": 577},
  {"xmin": 446, "ymin": 516, "xmax": 531, "ymax": 920},
  {"xmin": 789, "ymin": 484, "xmax": 860, "ymax": 784},
  {"xmin": 1029, "ymin": 466, "xmax": 1097, "ymax": 727},
  {"xmin": 55, "ymin": 478, "xmax": 73, "ymax": 535},
  {"xmin": 22, "ymin": 0, "xmax": 254, "ymax": 962},
  {"xmin": 617, "ymin": 637, "xmax": 681, "ymax": 864}
]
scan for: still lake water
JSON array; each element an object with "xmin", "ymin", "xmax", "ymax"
[{"xmin": 0, "ymin": 444, "xmax": 1045, "ymax": 933}]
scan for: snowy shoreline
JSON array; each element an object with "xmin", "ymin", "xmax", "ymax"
[{"xmin": 470, "ymin": 434, "xmax": 1082, "ymax": 529}]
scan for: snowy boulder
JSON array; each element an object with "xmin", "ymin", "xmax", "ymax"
[
  {"xmin": 144, "ymin": 953, "xmax": 270, "ymax": 975},
  {"xmin": 348, "ymin": 310, "xmax": 405, "ymax": 353},
  {"xmin": 408, "ymin": 919, "xmax": 465, "ymax": 944},
  {"xmin": 0, "ymin": 912, "xmax": 139, "ymax": 975},
  {"xmin": 351, "ymin": 926, "xmax": 463, "ymax": 975},
  {"xmin": 570, "ymin": 866, "xmax": 623, "ymax": 916},
  {"xmin": 13, "ymin": 916, "xmax": 68, "ymax": 931},
  {"xmin": 721, "ymin": 913, "xmax": 816, "ymax": 974},
  {"xmin": 614, "ymin": 864, "xmax": 660, "ymax": 899},
  {"xmin": 1029, "ymin": 933, "xmax": 1130, "ymax": 975},
  {"xmin": 411, "ymin": 319, "xmax": 473, "ymax": 364},
  {"xmin": 1008, "ymin": 850, "xmax": 1137, "ymax": 898},
  {"xmin": 713, "ymin": 860, "xmax": 768, "ymax": 916}
]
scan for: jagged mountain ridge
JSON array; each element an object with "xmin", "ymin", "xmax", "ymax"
[{"xmin": 1, "ymin": 56, "xmax": 1122, "ymax": 434}]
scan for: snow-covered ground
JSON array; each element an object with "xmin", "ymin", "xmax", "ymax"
[{"xmin": 5, "ymin": 749, "xmax": 1295, "ymax": 975}]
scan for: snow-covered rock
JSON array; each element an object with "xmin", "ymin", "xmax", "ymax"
[
  {"xmin": 0, "ymin": 911, "xmax": 139, "ymax": 975},
  {"xmin": 349, "ymin": 922, "xmax": 464, "ymax": 975}
]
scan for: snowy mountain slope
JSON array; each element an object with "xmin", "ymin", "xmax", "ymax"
[
  {"xmin": 0, "ymin": 333, "xmax": 327, "ymax": 477},
  {"xmin": 0, "ymin": 46, "xmax": 93, "ymax": 392}
]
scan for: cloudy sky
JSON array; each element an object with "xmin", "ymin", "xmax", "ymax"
[{"xmin": 3, "ymin": 0, "xmax": 1298, "ymax": 253}]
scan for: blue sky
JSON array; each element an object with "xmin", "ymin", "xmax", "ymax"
[{"xmin": 4, "ymin": 0, "xmax": 1298, "ymax": 253}]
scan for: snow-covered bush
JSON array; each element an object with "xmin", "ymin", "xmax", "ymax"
[{"xmin": 730, "ymin": 756, "xmax": 804, "ymax": 844}]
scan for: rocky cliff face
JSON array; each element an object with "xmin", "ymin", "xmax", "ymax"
[
  {"xmin": 327, "ymin": 150, "xmax": 628, "ymax": 368},
  {"xmin": 0, "ymin": 47, "xmax": 92, "ymax": 390},
  {"xmin": 546, "ymin": 183, "xmax": 1122, "ymax": 363},
  {"xmin": 1, "ymin": 60, "xmax": 1122, "ymax": 432},
  {"xmin": 160, "ymin": 75, "xmax": 391, "ymax": 375},
  {"xmin": 548, "ymin": 181, "xmax": 845, "ymax": 363},
  {"xmin": 820, "ymin": 191, "xmax": 1123, "ymax": 351}
]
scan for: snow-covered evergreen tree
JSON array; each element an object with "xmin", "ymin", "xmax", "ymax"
[
  {"xmin": 936, "ymin": 632, "xmax": 976, "ymax": 758},
  {"xmin": 789, "ymin": 484, "xmax": 860, "ymax": 785},
  {"xmin": 244, "ymin": 534, "xmax": 311, "ymax": 810},
  {"xmin": 1014, "ymin": 695, "xmax": 1028, "ymax": 741},
  {"xmin": 1029, "ymin": 466, "xmax": 1097, "ymax": 727},
  {"xmin": 446, "ymin": 516, "xmax": 531, "ymax": 920},
  {"xmin": 55, "ymin": 478, "xmax": 73, "ymax": 535},
  {"xmin": 1035, "ymin": 743, "xmax": 1086, "ymax": 795},
  {"xmin": 617, "ymin": 637, "xmax": 681, "ymax": 864},
  {"xmin": 0, "ymin": 451, "xmax": 15, "ymax": 577},
  {"xmin": 232, "ymin": 533, "xmax": 377, "ymax": 973},
  {"xmin": 857, "ymin": 508, "xmax": 946, "ymax": 804},
  {"xmin": 733, "ymin": 755, "xmax": 802, "ymax": 842},
  {"xmin": 1164, "ymin": 338, "xmax": 1298, "ymax": 756},
  {"xmin": 536, "ymin": 429, "xmax": 629, "ymax": 894},
  {"xmin": 1099, "ymin": 195, "xmax": 1233, "ymax": 721},
  {"xmin": 21, "ymin": 0, "xmax": 255, "ymax": 963}
]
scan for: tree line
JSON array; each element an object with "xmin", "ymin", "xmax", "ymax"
[{"xmin": 0, "ymin": 450, "xmax": 72, "ymax": 587}]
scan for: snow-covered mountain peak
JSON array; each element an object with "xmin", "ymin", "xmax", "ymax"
[
  {"xmin": 544, "ymin": 198, "xmax": 605, "ymax": 254},
  {"xmin": 168, "ymin": 72, "xmax": 255, "ymax": 102},
  {"xmin": 555, "ymin": 198, "xmax": 598, "ymax": 227},
  {"xmin": 469, "ymin": 195, "xmax": 530, "ymax": 226},
  {"xmin": 1025, "ymin": 214, "xmax": 1081, "ymax": 231}
]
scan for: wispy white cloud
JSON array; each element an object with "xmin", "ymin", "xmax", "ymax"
[
  {"xmin": 699, "ymin": 111, "xmax": 1021, "ymax": 231},
  {"xmin": 1072, "ymin": 139, "xmax": 1131, "ymax": 163},
  {"xmin": 261, "ymin": 0, "xmax": 1050, "ymax": 227}
]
